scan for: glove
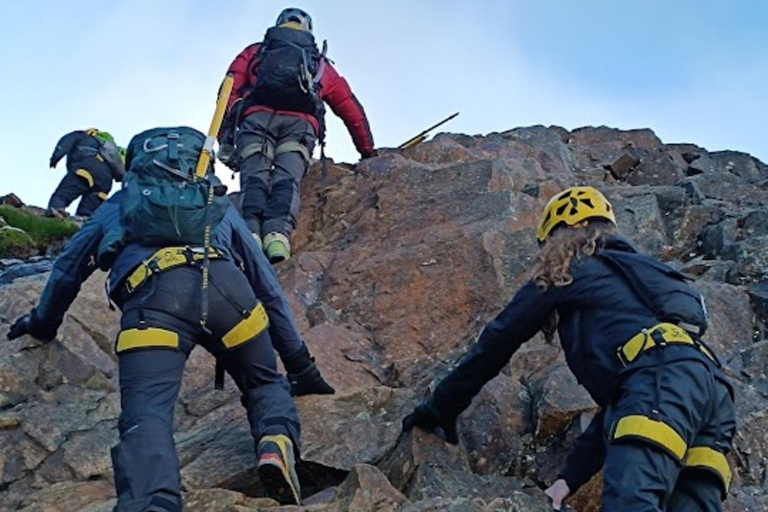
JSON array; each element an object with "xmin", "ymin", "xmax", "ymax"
[
  {"xmin": 218, "ymin": 144, "xmax": 236, "ymax": 169},
  {"xmin": 402, "ymin": 401, "xmax": 459, "ymax": 444},
  {"xmin": 7, "ymin": 312, "xmax": 56, "ymax": 341},
  {"xmin": 49, "ymin": 159, "xmax": 56, "ymax": 169},
  {"xmin": 283, "ymin": 345, "xmax": 335, "ymax": 396},
  {"xmin": 361, "ymin": 149, "xmax": 378, "ymax": 160},
  {"xmin": 7, "ymin": 314, "xmax": 32, "ymax": 340},
  {"xmin": 288, "ymin": 362, "xmax": 336, "ymax": 396}
]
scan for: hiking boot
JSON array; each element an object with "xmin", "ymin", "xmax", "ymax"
[
  {"xmin": 263, "ymin": 232, "xmax": 291, "ymax": 264},
  {"xmin": 45, "ymin": 207, "xmax": 68, "ymax": 219},
  {"xmin": 257, "ymin": 434, "xmax": 301, "ymax": 505}
]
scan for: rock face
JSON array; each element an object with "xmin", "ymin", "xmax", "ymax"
[{"xmin": 1, "ymin": 125, "xmax": 767, "ymax": 511}]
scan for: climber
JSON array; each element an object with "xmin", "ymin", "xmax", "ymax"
[
  {"xmin": 8, "ymin": 126, "xmax": 336, "ymax": 511},
  {"xmin": 217, "ymin": 7, "xmax": 376, "ymax": 263},
  {"xmin": 402, "ymin": 186, "xmax": 736, "ymax": 512},
  {"xmin": 47, "ymin": 128, "xmax": 126, "ymax": 218}
]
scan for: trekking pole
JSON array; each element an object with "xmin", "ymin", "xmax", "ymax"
[
  {"xmin": 196, "ymin": 74, "xmax": 235, "ymax": 179},
  {"xmin": 397, "ymin": 112, "xmax": 459, "ymax": 150}
]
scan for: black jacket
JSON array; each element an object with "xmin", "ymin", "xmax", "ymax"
[
  {"xmin": 427, "ymin": 235, "xmax": 720, "ymax": 490},
  {"xmin": 31, "ymin": 191, "xmax": 305, "ymax": 359}
]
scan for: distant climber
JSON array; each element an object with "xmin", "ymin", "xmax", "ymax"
[
  {"xmin": 9, "ymin": 126, "xmax": 335, "ymax": 510},
  {"xmin": 47, "ymin": 128, "xmax": 126, "ymax": 218},
  {"xmin": 402, "ymin": 186, "xmax": 736, "ymax": 512},
  {"xmin": 218, "ymin": 7, "xmax": 376, "ymax": 263}
]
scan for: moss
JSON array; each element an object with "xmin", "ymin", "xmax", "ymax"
[
  {"xmin": 0, "ymin": 205, "xmax": 79, "ymax": 255},
  {"xmin": 0, "ymin": 226, "xmax": 37, "ymax": 258}
]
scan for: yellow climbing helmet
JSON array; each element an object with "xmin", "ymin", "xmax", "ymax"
[{"xmin": 536, "ymin": 186, "xmax": 616, "ymax": 243}]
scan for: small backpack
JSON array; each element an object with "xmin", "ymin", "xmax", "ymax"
[
  {"xmin": 98, "ymin": 138, "xmax": 126, "ymax": 180},
  {"xmin": 121, "ymin": 127, "xmax": 229, "ymax": 247},
  {"xmin": 598, "ymin": 249, "xmax": 709, "ymax": 335},
  {"xmin": 248, "ymin": 26, "xmax": 325, "ymax": 115}
]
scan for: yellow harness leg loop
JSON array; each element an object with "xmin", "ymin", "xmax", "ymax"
[
  {"xmin": 116, "ymin": 328, "xmax": 179, "ymax": 353},
  {"xmin": 684, "ymin": 446, "xmax": 732, "ymax": 495},
  {"xmin": 222, "ymin": 303, "xmax": 269, "ymax": 349},
  {"xmin": 97, "ymin": 191, "xmax": 108, "ymax": 200},
  {"xmin": 75, "ymin": 169, "xmax": 95, "ymax": 188},
  {"xmin": 613, "ymin": 415, "xmax": 688, "ymax": 462}
]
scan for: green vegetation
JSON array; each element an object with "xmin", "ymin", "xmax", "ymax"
[
  {"xmin": 0, "ymin": 226, "xmax": 37, "ymax": 258},
  {"xmin": 0, "ymin": 205, "xmax": 79, "ymax": 256}
]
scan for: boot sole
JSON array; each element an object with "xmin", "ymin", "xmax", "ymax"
[{"xmin": 258, "ymin": 460, "xmax": 301, "ymax": 505}]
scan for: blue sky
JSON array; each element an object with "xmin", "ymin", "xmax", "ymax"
[{"xmin": 1, "ymin": 0, "xmax": 766, "ymax": 209}]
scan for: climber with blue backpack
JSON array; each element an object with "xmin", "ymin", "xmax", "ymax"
[
  {"xmin": 402, "ymin": 187, "xmax": 736, "ymax": 512},
  {"xmin": 47, "ymin": 128, "xmax": 126, "ymax": 218},
  {"xmin": 8, "ymin": 122, "xmax": 335, "ymax": 510},
  {"xmin": 218, "ymin": 7, "xmax": 376, "ymax": 263}
]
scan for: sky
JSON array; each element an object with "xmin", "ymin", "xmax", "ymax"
[{"xmin": 1, "ymin": 0, "xmax": 766, "ymax": 209}]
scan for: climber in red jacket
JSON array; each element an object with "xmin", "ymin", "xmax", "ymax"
[{"xmin": 218, "ymin": 7, "xmax": 376, "ymax": 263}]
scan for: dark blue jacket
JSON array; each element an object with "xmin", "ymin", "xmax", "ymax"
[
  {"xmin": 31, "ymin": 190, "xmax": 304, "ymax": 357},
  {"xmin": 428, "ymin": 235, "xmax": 720, "ymax": 491}
]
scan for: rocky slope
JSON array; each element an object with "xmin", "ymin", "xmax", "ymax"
[{"xmin": 1, "ymin": 125, "xmax": 766, "ymax": 511}]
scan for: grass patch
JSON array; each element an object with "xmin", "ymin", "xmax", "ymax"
[{"xmin": 0, "ymin": 205, "xmax": 79, "ymax": 254}]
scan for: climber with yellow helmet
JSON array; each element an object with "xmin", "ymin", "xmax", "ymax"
[
  {"xmin": 403, "ymin": 186, "xmax": 736, "ymax": 511},
  {"xmin": 47, "ymin": 128, "xmax": 126, "ymax": 218}
]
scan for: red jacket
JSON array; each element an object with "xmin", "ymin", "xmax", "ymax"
[{"xmin": 224, "ymin": 42, "xmax": 374, "ymax": 157}]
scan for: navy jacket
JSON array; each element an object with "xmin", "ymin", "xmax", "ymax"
[
  {"xmin": 31, "ymin": 190, "xmax": 305, "ymax": 358},
  {"xmin": 428, "ymin": 235, "xmax": 720, "ymax": 491}
]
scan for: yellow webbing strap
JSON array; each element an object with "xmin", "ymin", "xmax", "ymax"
[
  {"xmin": 97, "ymin": 192, "xmax": 108, "ymax": 200},
  {"xmin": 684, "ymin": 446, "xmax": 732, "ymax": 493},
  {"xmin": 96, "ymin": 154, "xmax": 105, "ymax": 163},
  {"xmin": 222, "ymin": 303, "xmax": 269, "ymax": 349},
  {"xmin": 614, "ymin": 415, "xmax": 688, "ymax": 461},
  {"xmin": 618, "ymin": 323, "xmax": 695, "ymax": 365},
  {"xmin": 126, "ymin": 247, "xmax": 222, "ymax": 292},
  {"xmin": 116, "ymin": 328, "xmax": 179, "ymax": 353},
  {"xmin": 75, "ymin": 169, "xmax": 95, "ymax": 188}
]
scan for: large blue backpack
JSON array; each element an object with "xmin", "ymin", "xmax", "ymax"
[{"xmin": 122, "ymin": 127, "xmax": 228, "ymax": 247}]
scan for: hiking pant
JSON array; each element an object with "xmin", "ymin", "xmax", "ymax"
[
  {"xmin": 49, "ymin": 159, "xmax": 112, "ymax": 216},
  {"xmin": 601, "ymin": 358, "xmax": 735, "ymax": 512},
  {"xmin": 111, "ymin": 261, "xmax": 300, "ymax": 512},
  {"xmin": 236, "ymin": 111, "xmax": 316, "ymax": 237}
]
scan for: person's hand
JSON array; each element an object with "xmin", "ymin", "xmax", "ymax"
[
  {"xmin": 49, "ymin": 160, "xmax": 56, "ymax": 169},
  {"xmin": 360, "ymin": 149, "xmax": 378, "ymax": 160},
  {"xmin": 402, "ymin": 401, "xmax": 459, "ymax": 444},
  {"xmin": 7, "ymin": 314, "xmax": 32, "ymax": 340},
  {"xmin": 544, "ymin": 479, "xmax": 571, "ymax": 510},
  {"xmin": 7, "ymin": 313, "xmax": 56, "ymax": 341}
]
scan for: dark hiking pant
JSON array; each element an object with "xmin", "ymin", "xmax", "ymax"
[
  {"xmin": 49, "ymin": 159, "xmax": 112, "ymax": 216},
  {"xmin": 601, "ymin": 357, "xmax": 736, "ymax": 512},
  {"xmin": 111, "ymin": 261, "xmax": 300, "ymax": 512},
  {"xmin": 236, "ymin": 111, "xmax": 316, "ymax": 237}
]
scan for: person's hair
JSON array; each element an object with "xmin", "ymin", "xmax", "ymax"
[{"xmin": 531, "ymin": 218, "xmax": 617, "ymax": 343}]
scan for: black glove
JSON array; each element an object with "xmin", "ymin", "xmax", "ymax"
[
  {"xmin": 402, "ymin": 401, "xmax": 459, "ymax": 444},
  {"xmin": 7, "ymin": 314, "xmax": 32, "ymax": 340},
  {"xmin": 283, "ymin": 345, "xmax": 336, "ymax": 396},
  {"xmin": 7, "ymin": 312, "xmax": 56, "ymax": 341},
  {"xmin": 49, "ymin": 159, "xmax": 56, "ymax": 169},
  {"xmin": 360, "ymin": 149, "xmax": 378, "ymax": 160},
  {"xmin": 288, "ymin": 363, "xmax": 336, "ymax": 396}
]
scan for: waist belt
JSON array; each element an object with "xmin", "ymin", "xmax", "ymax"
[
  {"xmin": 618, "ymin": 322, "xmax": 716, "ymax": 366},
  {"xmin": 125, "ymin": 246, "xmax": 224, "ymax": 293}
]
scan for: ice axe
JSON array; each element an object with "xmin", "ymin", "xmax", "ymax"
[
  {"xmin": 196, "ymin": 74, "xmax": 235, "ymax": 179},
  {"xmin": 398, "ymin": 112, "xmax": 460, "ymax": 150}
]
